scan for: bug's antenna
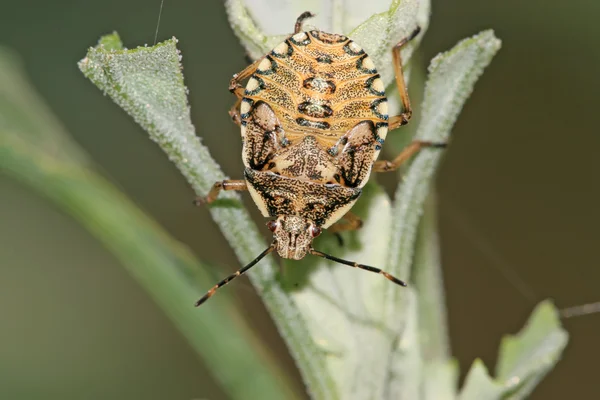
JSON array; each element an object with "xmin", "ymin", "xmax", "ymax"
[
  {"xmin": 294, "ymin": 11, "xmax": 315, "ymax": 34},
  {"xmin": 560, "ymin": 302, "xmax": 600, "ymax": 319},
  {"xmin": 153, "ymin": 0, "xmax": 165, "ymax": 46},
  {"xmin": 195, "ymin": 243, "xmax": 276, "ymax": 306},
  {"xmin": 309, "ymin": 249, "xmax": 407, "ymax": 287}
]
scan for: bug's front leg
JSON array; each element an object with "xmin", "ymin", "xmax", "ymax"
[
  {"xmin": 229, "ymin": 58, "xmax": 263, "ymax": 99},
  {"xmin": 194, "ymin": 180, "xmax": 247, "ymax": 205},
  {"xmin": 229, "ymin": 97, "xmax": 242, "ymax": 126}
]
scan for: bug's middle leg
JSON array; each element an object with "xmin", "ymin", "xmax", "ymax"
[
  {"xmin": 373, "ymin": 141, "xmax": 446, "ymax": 172},
  {"xmin": 194, "ymin": 180, "xmax": 247, "ymax": 205},
  {"xmin": 328, "ymin": 212, "xmax": 363, "ymax": 234}
]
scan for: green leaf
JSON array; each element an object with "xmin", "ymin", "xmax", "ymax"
[
  {"xmin": 422, "ymin": 360, "xmax": 459, "ymax": 400},
  {"xmin": 0, "ymin": 47, "xmax": 299, "ymax": 400},
  {"xmin": 459, "ymin": 301, "xmax": 568, "ymax": 400},
  {"xmin": 414, "ymin": 195, "xmax": 451, "ymax": 363},
  {"xmin": 384, "ymin": 30, "xmax": 502, "ymax": 398},
  {"xmin": 495, "ymin": 301, "xmax": 569, "ymax": 399},
  {"xmin": 459, "ymin": 360, "xmax": 504, "ymax": 400},
  {"xmin": 79, "ymin": 34, "xmax": 337, "ymax": 399}
]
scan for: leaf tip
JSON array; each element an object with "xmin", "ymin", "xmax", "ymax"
[{"xmin": 98, "ymin": 32, "xmax": 124, "ymax": 52}]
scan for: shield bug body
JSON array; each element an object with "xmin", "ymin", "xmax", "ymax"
[{"xmin": 195, "ymin": 12, "xmax": 445, "ymax": 306}]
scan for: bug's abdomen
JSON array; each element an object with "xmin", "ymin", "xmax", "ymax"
[{"xmin": 242, "ymin": 30, "xmax": 389, "ymax": 143}]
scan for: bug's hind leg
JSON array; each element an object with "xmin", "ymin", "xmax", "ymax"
[
  {"xmin": 194, "ymin": 180, "xmax": 247, "ymax": 205},
  {"xmin": 329, "ymin": 212, "xmax": 363, "ymax": 247},
  {"xmin": 294, "ymin": 11, "xmax": 315, "ymax": 33},
  {"xmin": 329, "ymin": 212, "xmax": 363, "ymax": 234},
  {"xmin": 388, "ymin": 27, "xmax": 421, "ymax": 130}
]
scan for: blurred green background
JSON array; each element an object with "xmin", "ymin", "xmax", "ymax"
[{"xmin": 1, "ymin": 0, "xmax": 598, "ymax": 399}]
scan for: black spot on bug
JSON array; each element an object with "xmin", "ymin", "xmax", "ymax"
[
  {"xmin": 270, "ymin": 40, "xmax": 294, "ymax": 58},
  {"xmin": 365, "ymin": 75, "xmax": 385, "ymax": 96},
  {"xmin": 343, "ymin": 41, "xmax": 365, "ymax": 56},
  {"xmin": 240, "ymin": 98, "xmax": 254, "ymax": 119},
  {"xmin": 244, "ymin": 76, "xmax": 266, "ymax": 96},
  {"xmin": 296, "ymin": 118, "xmax": 330, "ymax": 130},
  {"xmin": 255, "ymin": 55, "xmax": 277, "ymax": 76},
  {"xmin": 370, "ymin": 98, "xmax": 388, "ymax": 120},
  {"xmin": 289, "ymin": 33, "xmax": 311, "ymax": 46},
  {"xmin": 356, "ymin": 54, "xmax": 377, "ymax": 74},
  {"xmin": 297, "ymin": 101, "xmax": 334, "ymax": 118},
  {"xmin": 315, "ymin": 55, "xmax": 332, "ymax": 64}
]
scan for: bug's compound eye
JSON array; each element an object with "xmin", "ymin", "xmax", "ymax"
[
  {"xmin": 267, "ymin": 220, "xmax": 279, "ymax": 232},
  {"xmin": 311, "ymin": 226, "xmax": 322, "ymax": 238}
]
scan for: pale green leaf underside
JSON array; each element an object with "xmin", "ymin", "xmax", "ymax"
[
  {"xmin": 459, "ymin": 301, "xmax": 568, "ymax": 400},
  {"xmin": 0, "ymin": 47, "xmax": 298, "ymax": 400},
  {"xmin": 78, "ymin": 34, "xmax": 338, "ymax": 399}
]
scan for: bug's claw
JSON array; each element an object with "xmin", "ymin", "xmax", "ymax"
[{"xmin": 193, "ymin": 196, "xmax": 207, "ymax": 206}]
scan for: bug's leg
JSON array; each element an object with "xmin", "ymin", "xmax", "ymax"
[
  {"xmin": 388, "ymin": 27, "xmax": 421, "ymax": 130},
  {"xmin": 328, "ymin": 212, "xmax": 363, "ymax": 234},
  {"xmin": 194, "ymin": 180, "xmax": 247, "ymax": 205},
  {"xmin": 375, "ymin": 27, "xmax": 446, "ymax": 173},
  {"xmin": 229, "ymin": 58, "xmax": 263, "ymax": 99},
  {"xmin": 373, "ymin": 141, "xmax": 446, "ymax": 172},
  {"xmin": 294, "ymin": 11, "xmax": 315, "ymax": 33},
  {"xmin": 229, "ymin": 97, "xmax": 242, "ymax": 126}
]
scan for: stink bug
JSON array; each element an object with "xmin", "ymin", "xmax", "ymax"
[{"xmin": 195, "ymin": 12, "xmax": 445, "ymax": 306}]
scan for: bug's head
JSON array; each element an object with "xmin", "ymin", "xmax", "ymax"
[{"xmin": 267, "ymin": 215, "xmax": 321, "ymax": 260}]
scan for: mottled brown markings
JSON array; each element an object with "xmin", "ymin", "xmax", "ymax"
[
  {"xmin": 336, "ymin": 121, "xmax": 380, "ymax": 187},
  {"xmin": 268, "ymin": 135, "xmax": 337, "ymax": 183},
  {"xmin": 245, "ymin": 168, "xmax": 361, "ymax": 226},
  {"xmin": 297, "ymin": 101, "xmax": 334, "ymax": 118},
  {"xmin": 242, "ymin": 101, "xmax": 284, "ymax": 170}
]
